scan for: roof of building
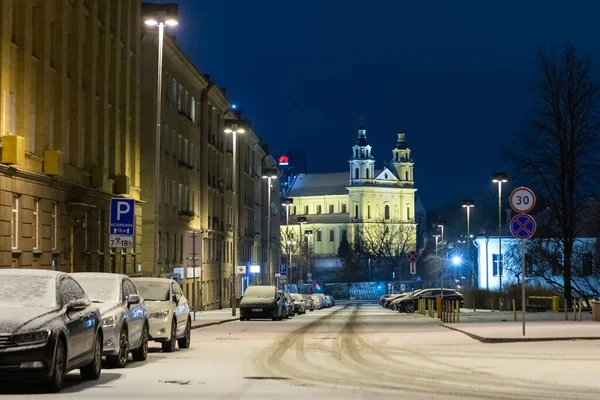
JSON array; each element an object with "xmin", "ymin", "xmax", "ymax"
[{"xmin": 287, "ymin": 172, "xmax": 349, "ymax": 197}]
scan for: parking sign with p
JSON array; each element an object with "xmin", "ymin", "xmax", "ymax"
[{"xmin": 110, "ymin": 198, "xmax": 135, "ymax": 248}]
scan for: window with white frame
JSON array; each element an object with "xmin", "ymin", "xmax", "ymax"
[
  {"xmin": 191, "ymin": 97, "xmax": 196, "ymax": 121},
  {"xmin": 33, "ymin": 198, "xmax": 39, "ymax": 250},
  {"xmin": 172, "ymin": 180, "xmax": 177, "ymax": 205},
  {"xmin": 11, "ymin": 195, "xmax": 19, "ymax": 249},
  {"xmin": 178, "ymin": 183, "xmax": 184, "ymax": 210},
  {"xmin": 171, "ymin": 78, "xmax": 177, "ymax": 104},
  {"xmin": 185, "ymin": 186, "xmax": 190, "ymax": 211},
  {"xmin": 51, "ymin": 202, "xmax": 58, "ymax": 251}
]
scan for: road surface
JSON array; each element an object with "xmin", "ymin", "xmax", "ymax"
[{"xmin": 2, "ymin": 302, "xmax": 599, "ymax": 399}]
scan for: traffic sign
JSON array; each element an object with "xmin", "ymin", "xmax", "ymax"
[
  {"xmin": 407, "ymin": 251, "xmax": 419, "ymax": 263},
  {"xmin": 110, "ymin": 198, "xmax": 135, "ymax": 248},
  {"xmin": 236, "ymin": 265, "xmax": 247, "ymax": 275},
  {"xmin": 307, "ymin": 272, "xmax": 312, "ymax": 278},
  {"xmin": 510, "ymin": 187, "xmax": 536, "ymax": 214},
  {"xmin": 400, "ymin": 284, "xmax": 406, "ymax": 292},
  {"xmin": 280, "ymin": 264, "xmax": 287, "ymax": 276},
  {"xmin": 510, "ymin": 214, "xmax": 536, "ymax": 239}
]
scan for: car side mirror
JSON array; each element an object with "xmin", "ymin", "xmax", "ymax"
[
  {"xmin": 172, "ymin": 294, "xmax": 180, "ymax": 304},
  {"xmin": 127, "ymin": 294, "xmax": 140, "ymax": 306},
  {"xmin": 66, "ymin": 299, "xmax": 87, "ymax": 312}
]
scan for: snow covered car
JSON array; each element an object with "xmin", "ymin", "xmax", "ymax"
[
  {"xmin": 239, "ymin": 286, "xmax": 286, "ymax": 321},
  {"xmin": 0, "ymin": 270, "xmax": 102, "ymax": 392},
  {"xmin": 283, "ymin": 292, "xmax": 295, "ymax": 317},
  {"xmin": 302, "ymin": 294, "xmax": 315, "ymax": 311},
  {"xmin": 131, "ymin": 278, "xmax": 191, "ymax": 352},
  {"xmin": 71, "ymin": 273, "xmax": 149, "ymax": 368},
  {"xmin": 290, "ymin": 294, "xmax": 306, "ymax": 314},
  {"xmin": 311, "ymin": 295, "xmax": 323, "ymax": 309}
]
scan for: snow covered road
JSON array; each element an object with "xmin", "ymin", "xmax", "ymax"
[{"xmin": 2, "ymin": 302, "xmax": 599, "ymax": 399}]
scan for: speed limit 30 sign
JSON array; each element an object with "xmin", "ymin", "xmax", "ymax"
[{"xmin": 510, "ymin": 187, "xmax": 536, "ymax": 214}]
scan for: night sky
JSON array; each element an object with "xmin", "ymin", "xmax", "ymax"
[{"xmin": 151, "ymin": 0, "xmax": 600, "ymax": 209}]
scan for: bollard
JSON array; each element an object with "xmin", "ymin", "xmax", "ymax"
[
  {"xmin": 437, "ymin": 295, "xmax": 442, "ymax": 319},
  {"xmin": 456, "ymin": 300, "xmax": 460, "ymax": 323},
  {"xmin": 473, "ymin": 299, "xmax": 476, "ymax": 313},
  {"xmin": 491, "ymin": 297, "xmax": 494, "ymax": 312},
  {"xmin": 512, "ymin": 299, "xmax": 517, "ymax": 321},
  {"xmin": 565, "ymin": 298, "xmax": 568, "ymax": 320},
  {"xmin": 552, "ymin": 296, "xmax": 560, "ymax": 312},
  {"xmin": 573, "ymin": 301, "xmax": 577, "ymax": 321},
  {"xmin": 442, "ymin": 301, "xmax": 445, "ymax": 323},
  {"xmin": 430, "ymin": 300, "xmax": 434, "ymax": 318},
  {"xmin": 451, "ymin": 301, "xmax": 455, "ymax": 323},
  {"xmin": 578, "ymin": 299, "xmax": 583, "ymax": 321}
]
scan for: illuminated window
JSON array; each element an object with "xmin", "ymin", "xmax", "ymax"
[
  {"xmin": 493, "ymin": 254, "xmax": 502, "ymax": 276},
  {"xmin": 11, "ymin": 195, "xmax": 19, "ymax": 249}
]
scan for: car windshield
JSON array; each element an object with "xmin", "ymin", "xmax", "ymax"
[
  {"xmin": 134, "ymin": 281, "xmax": 170, "ymax": 301},
  {"xmin": 72, "ymin": 276, "xmax": 120, "ymax": 303},
  {"xmin": 0, "ymin": 275, "xmax": 57, "ymax": 308},
  {"xmin": 243, "ymin": 286, "xmax": 274, "ymax": 298}
]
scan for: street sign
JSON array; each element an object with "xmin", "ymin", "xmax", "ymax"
[
  {"xmin": 410, "ymin": 263, "xmax": 416, "ymax": 275},
  {"xmin": 400, "ymin": 284, "xmax": 406, "ymax": 292},
  {"xmin": 110, "ymin": 198, "xmax": 135, "ymax": 248},
  {"xmin": 510, "ymin": 214, "xmax": 536, "ymax": 239},
  {"xmin": 510, "ymin": 187, "xmax": 536, "ymax": 214},
  {"xmin": 280, "ymin": 264, "xmax": 287, "ymax": 276},
  {"xmin": 407, "ymin": 251, "xmax": 419, "ymax": 263},
  {"xmin": 275, "ymin": 273, "xmax": 281, "ymax": 278},
  {"xmin": 307, "ymin": 273, "xmax": 312, "ymax": 278},
  {"xmin": 236, "ymin": 265, "xmax": 247, "ymax": 275}
]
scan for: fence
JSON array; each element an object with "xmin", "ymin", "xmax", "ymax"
[
  {"xmin": 323, "ymin": 280, "xmax": 434, "ymax": 300},
  {"xmin": 417, "ymin": 295, "xmax": 460, "ymax": 323}
]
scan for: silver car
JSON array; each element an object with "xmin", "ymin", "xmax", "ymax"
[{"xmin": 72, "ymin": 273, "xmax": 149, "ymax": 368}]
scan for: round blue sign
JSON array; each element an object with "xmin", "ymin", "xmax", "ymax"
[{"xmin": 510, "ymin": 214, "xmax": 536, "ymax": 239}]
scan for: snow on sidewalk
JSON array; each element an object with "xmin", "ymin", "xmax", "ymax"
[
  {"xmin": 190, "ymin": 308, "xmax": 240, "ymax": 329},
  {"xmin": 443, "ymin": 320, "xmax": 600, "ymax": 342}
]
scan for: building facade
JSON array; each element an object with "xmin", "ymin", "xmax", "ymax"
[
  {"xmin": 141, "ymin": 30, "xmax": 280, "ymax": 310},
  {"xmin": 282, "ymin": 127, "xmax": 418, "ymax": 279},
  {"xmin": 0, "ymin": 0, "xmax": 142, "ymax": 272}
]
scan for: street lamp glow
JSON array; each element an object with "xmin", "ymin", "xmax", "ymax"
[
  {"xmin": 165, "ymin": 19, "xmax": 178, "ymax": 26},
  {"xmin": 144, "ymin": 19, "xmax": 158, "ymax": 26},
  {"xmin": 452, "ymin": 256, "xmax": 461, "ymax": 265}
]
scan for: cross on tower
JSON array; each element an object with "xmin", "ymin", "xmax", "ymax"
[{"xmin": 358, "ymin": 115, "xmax": 365, "ymax": 128}]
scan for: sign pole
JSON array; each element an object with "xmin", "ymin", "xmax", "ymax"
[
  {"xmin": 192, "ymin": 230, "xmax": 197, "ymax": 321},
  {"xmin": 521, "ymin": 238, "xmax": 526, "ymax": 336}
]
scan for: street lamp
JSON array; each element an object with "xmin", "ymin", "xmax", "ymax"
[
  {"xmin": 437, "ymin": 224, "xmax": 444, "ymax": 243},
  {"xmin": 297, "ymin": 216, "xmax": 307, "ymax": 291},
  {"xmin": 287, "ymin": 240, "xmax": 297, "ymax": 290},
  {"xmin": 433, "ymin": 234, "xmax": 441, "ymax": 287},
  {"xmin": 142, "ymin": 3, "xmax": 178, "ymax": 278},
  {"xmin": 225, "ymin": 122, "xmax": 245, "ymax": 317},
  {"xmin": 262, "ymin": 168, "xmax": 278, "ymax": 286},
  {"xmin": 492, "ymin": 172, "xmax": 508, "ymax": 299},
  {"xmin": 462, "ymin": 199, "xmax": 475, "ymax": 287},
  {"xmin": 304, "ymin": 229, "xmax": 314, "ymax": 293}
]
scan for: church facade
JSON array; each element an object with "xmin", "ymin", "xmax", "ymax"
[{"xmin": 281, "ymin": 127, "xmax": 420, "ymax": 277}]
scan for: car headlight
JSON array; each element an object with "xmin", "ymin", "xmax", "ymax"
[
  {"xmin": 102, "ymin": 315, "xmax": 118, "ymax": 328},
  {"xmin": 149, "ymin": 309, "xmax": 169, "ymax": 319},
  {"xmin": 12, "ymin": 330, "xmax": 50, "ymax": 345}
]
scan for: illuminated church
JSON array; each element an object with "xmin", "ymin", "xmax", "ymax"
[{"xmin": 282, "ymin": 127, "xmax": 422, "ymax": 272}]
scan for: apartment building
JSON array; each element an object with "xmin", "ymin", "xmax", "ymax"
[{"xmin": 0, "ymin": 0, "xmax": 142, "ymax": 272}]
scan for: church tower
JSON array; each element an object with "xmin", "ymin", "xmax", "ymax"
[
  {"xmin": 349, "ymin": 126, "xmax": 375, "ymax": 183},
  {"xmin": 391, "ymin": 133, "xmax": 414, "ymax": 184}
]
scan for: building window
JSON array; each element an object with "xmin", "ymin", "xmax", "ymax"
[
  {"xmin": 329, "ymin": 204, "xmax": 334, "ymax": 214},
  {"xmin": 191, "ymin": 97, "xmax": 196, "ymax": 122},
  {"xmin": 407, "ymin": 206, "xmax": 411, "ymax": 220},
  {"xmin": 317, "ymin": 205, "xmax": 322, "ymax": 214},
  {"xmin": 305, "ymin": 205, "xmax": 309, "ymax": 214},
  {"xmin": 492, "ymin": 254, "xmax": 503, "ymax": 276},
  {"xmin": 582, "ymin": 253, "xmax": 593, "ymax": 276},
  {"xmin": 33, "ymin": 198, "xmax": 39, "ymax": 250},
  {"xmin": 355, "ymin": 168, "xmax": 359, "ymax": 179},
  {"xmin": 341, "ymin": 229, "xmax": 347, "ymax": 240},
  {"xmin": 355, "ymin": 149, "xmax": 358, "ymax": 158},
  {"xmin": 293, "ymin": 206, "xmax": 297, "ymax": 215},
  {"xmin": 367, "ymin": 205, "xmax": 371, "ymax": 219},
  {"xmin": 405, "ymin": 171, "xmax": 409, "ymax": 180},
  {"xmin": 342, "ymin": 204, "xmax": 347, "ymax": 213},
  {"xmin": 366, "ymin": 169, "xmax": 369, "ymax": 179},
  {"xmin": 395, "ymin": 153, "xmax": 398, "ymax": 162},
  {"xmin": 51, "ymin": 202, "xmax": 58, "ymax": 251},
  {"xmin": 317, "ymin": 230, "xmax": 322, "ymax": 242},
  {"xmin": 329, "ymin": 230, "xmax": 334, "ymax": 242},
  {"xmin": 11, "ymin": 195, "xmax": 19, "ymax": 249},
  {"xmin": 355, "ymin": 204, "xmax": 359, "ymax": 219},
  {"xmin": 384, "ymin": 205, "xmax": 390, "ymax": 220}
]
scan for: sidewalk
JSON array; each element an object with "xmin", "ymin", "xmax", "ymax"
[
  {"xmin": 442, "ymin": 321, "xmax": 600, "ymax": 343},
  {"xmin": 190, "ymin": 308, "xmax": 240, "ymax": 330}
]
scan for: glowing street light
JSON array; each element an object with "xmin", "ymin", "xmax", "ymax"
[
  {"xmin": 462, "ymin": 199, "xmax": 475, "ymax": 286},
  {"xmin": 492, "ymin": 172, "xmax": 508, "ymax": 298},
  {"xmin": 452, "ymin": 256, "xmax": 462, "ymax": 266}
]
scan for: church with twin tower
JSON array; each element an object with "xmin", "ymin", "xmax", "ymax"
[{"xmin": 283, "ymin": 126, "xmax": 420, "ymax": 272}]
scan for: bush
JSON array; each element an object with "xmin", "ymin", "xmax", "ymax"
[{"xmin": 462, "ymin": 283, "xmax": 558, "ymax": 311}]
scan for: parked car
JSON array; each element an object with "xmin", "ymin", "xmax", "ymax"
[
  {"xmin": 132, "ymin": 278, "xmax": 191, "ymax": 352},
  {"xmin": 72, "ymin": 273, "xmax": 149, "ymax": 368},
  {"xmin": 290, "ymin": 294, "xmax": 306, "ymax": 314},
  {"xmin": 379, "ymin": 294, "xmax": 394, "ymax": 306},
  {"xmin": 395, "ymin": 288, "xmax": 464, "ymax": 313},
  {"xmin": 311, "ymin": 294, "xmax": 323, "ymax": 309},
  {"xmin": 389, "ymin": 290, "xmax": 425, "ymax": 310},
  {"xmin": 283, "ymin": 292, "xmax": 295, "ymax": 317},
  {"xmin": 239, "ymin": 286, "xmax": 286, "ymax": 321},
  {"xmin": 302, "ymin": 294, "xmax": 315, "ymax": 311},
  {"xmin": 0, "ymin": 269, "xmax": 103, "ymax": 392},
  {"xmin": 383, "ymin": 293, "xmax": 406, "ymax": 308},
  {"xmin": 329, "ymin": 296, "xmax": 335, "ymax": 307}
]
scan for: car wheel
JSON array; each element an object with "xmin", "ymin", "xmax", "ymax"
[
  {"xmin": 132, "ymin": 324, "xmax": 149, "ymax": 362},
  {"xmin": 177, "ymin": 318, "xmax": 191, "ymax": 349},
  {"xmin": 404, "ymin": 303, "xmax": 415, "ymax": 313},
  {"xmin": 81, "ymin": 334, "xmax": 102, "ymax": 380},
  {"xmin": 108, "ymin": 328, "xmax": 129, "ymax": 368},
  {"xmin": 162, "ymin": 318, "xmax": 177, "ymax": 352},
  {"xmin": 47, "ymin": 339, "xmax": 66, "ymax": 392}
]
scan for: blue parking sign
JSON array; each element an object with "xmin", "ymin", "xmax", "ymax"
[
  {"xmin": 280, "ymin": 264, "xmax": 287, "ymax": 276},
  {"xmin": 110, "ymin": 199, "xmax": 135, "ymax": 248}
]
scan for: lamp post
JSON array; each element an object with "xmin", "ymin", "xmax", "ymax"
[
  {"xmin": 438, "ymin": 224, "xmax": 444, "ymax": 243},
  {"xmin": 287, "ymin": 240, "xmax": 296, "ymax": 290},
  {"xmin": 282, "ymin": 197, "xmax": 293, "ymax": 285},
  {"xmin": 304, "ymin": 229, "xmax": 313, "ymax": 292},
  {"xmin": 143, "ymin": 4, "xmax": 178, "ymax": 277},
  {"xmin": 433, "ymin": 234, "xmax": 441, "ymax": 287},
  {"xmin": 262, "ymin": 168, "xmax": 278, "ymax": 286},
  {"xmin": 492, "ymin": 172, "xmax": 508, "ymax": 304},
  {"xmin": 296, "ymin": 216, "xmax": 307, "ymax": 291},
  {"xmin": 462, "ymin": 199, "xmax": 475, "ymax": 287},
  {"xmin": 225, "ymin": 122, "xmax": 245, "ymax": 317}
]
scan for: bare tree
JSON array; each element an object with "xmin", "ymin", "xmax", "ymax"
[
  {"xmin": 504, "ymin": 44, "xmax": 600, "ymax": 306},
  {"xmin": 354, "ymin": 219, "xmax": 416, "ymax": 280}
]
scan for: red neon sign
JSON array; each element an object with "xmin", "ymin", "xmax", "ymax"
[{"xmin": 279, "ymin": 155, "xmax": 289, "ymax": 164}]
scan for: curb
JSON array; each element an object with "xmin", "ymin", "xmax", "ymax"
[
  {"xmin": 440, "ymin": 324, "xmax": 600, "ymax": 343},
  {"xmin": 191, "ymin": 317, "xmax": 239, "ymax": 330}
]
